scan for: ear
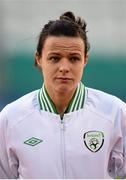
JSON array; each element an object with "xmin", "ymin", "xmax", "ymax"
[
  {"xmin": 83, "ymin": 53, "xmax": 89, "ymax": 67},
  {"xmin": 34, "ymin": 51, "xmax": 42, "ymax": 67}
]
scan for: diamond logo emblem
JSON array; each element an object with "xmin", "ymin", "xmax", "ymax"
[{"xmin": 24, "ymin": 137, "xmax": 43, "ymax": 146}]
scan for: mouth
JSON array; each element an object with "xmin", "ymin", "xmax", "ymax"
[{"xmin": 56, "ymin": 77, "xmax": 73, "ymax": 82}]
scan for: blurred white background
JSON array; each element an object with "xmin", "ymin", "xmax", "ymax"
[{"xmin": 0, "ymin": 0, "xmax": 126, "ymax": 56}]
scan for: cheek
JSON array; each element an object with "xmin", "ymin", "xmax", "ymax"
[
  {"xmin": 78, "ymin": 69, "xmax": 84, "ymax": 78},
  {"xmin": 76, "ymin": 66, "xmax": 84, "ymax": 80},
  {"xmin": 42, "ymin": 65, "xmax": 56, "ymax": 78},
  {"xmin": 75, "ymin": 64, "xmax": 84, "ymax": 75}
]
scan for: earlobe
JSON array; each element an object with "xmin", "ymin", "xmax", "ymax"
[
  {"xmin": 84, "ymin": 54, "xmax": 89, "ymax": 67},
  {"xmin": 34, "ymin": 51, "xmax": 41, "ymax": 67}
]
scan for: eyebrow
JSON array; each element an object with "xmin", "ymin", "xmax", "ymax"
[
  {"xmin": 69, "ymin": 53, "xmax": 81, "ymax": 56},
  {"xmin": 48, "ymin": 52, "xmax": 60, "ymax": 55},
  {"xmin": 47, "ymin": 52, "xmax": 82, "ymax": 56}
]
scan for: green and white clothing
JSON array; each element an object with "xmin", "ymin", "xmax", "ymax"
[
  {"xmin": 0, "ymin": 82, "xmax": 126, "ymax": 179},
  {"xmin": 38, "ymin": 82, "xmax": 85, "ymax": 115}
]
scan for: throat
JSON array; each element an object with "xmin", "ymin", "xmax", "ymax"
[
  {"xmin": 51, "ymin": 91, "xmax": 75, "ymax": 115},
  {"xmin": 56, "ymin": 105, "xmax": 67, "ymax": 117},
  {"xmin": 44, "ymin": 84, "xmax": 78, "ymax": 115}
]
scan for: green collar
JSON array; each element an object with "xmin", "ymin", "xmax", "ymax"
[{"xmin": 38, "ymin": 82, "xmax": 85, "ymax": 114}]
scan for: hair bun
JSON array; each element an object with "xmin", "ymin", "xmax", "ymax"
[
  {"xmin": 60, "ymin": 11, "xmax": 75, "ymax": 22},
  {"xmin": 60, "ymin": 11, "xmax": 87, "ymax": 32},
  {"xmin": 76, "ymin": 17, "xmax": 87, "ymax": 31}
]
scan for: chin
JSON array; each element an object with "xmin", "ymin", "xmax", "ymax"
[{"xmin": 56, "ymin": 84, "xmax": 74, "ymax": 94}]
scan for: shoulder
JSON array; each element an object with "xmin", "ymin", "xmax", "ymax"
[
  {"xmin": 86, "ymin": 87, "xmax": 124, "ymax": 106},
  {"xmin": 0, "ymin": 90, "xmax": 40, "ymax": 127},
  {"xmin": 4, "ymin": 90, "xmax": 39, "ymax": 112},
  {"xmin": 85, "ymin": 87, "xmax": 126, "ymax": 122}
]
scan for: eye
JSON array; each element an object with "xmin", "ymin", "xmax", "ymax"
[
  {"xmin": 70, "ymin": 56, "xmax": 80, "ymax": 63},
  {"xmin": 48, "ymin": 56, "xmax": 60, "ymax": 63}
]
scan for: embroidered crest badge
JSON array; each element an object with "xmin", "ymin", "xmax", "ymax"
[{"xmin": 83, "ymin": 131, "xmax": 104, "ymax": 152}]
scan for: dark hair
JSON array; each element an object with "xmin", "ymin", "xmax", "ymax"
[{"xmin": 35, "ymin": 11, "xmax": 90, "ymax": 65}]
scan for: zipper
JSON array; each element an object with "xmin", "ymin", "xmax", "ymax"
[{"xmin": 60, "ymin": 116, "xmax": 66, "ymax": 178}]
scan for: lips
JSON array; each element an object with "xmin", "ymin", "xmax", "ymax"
[
  {"xmin": 56, "ymin": 77, "xmax": 73, "ymax": 82},
  {"xmin": 56, "ymin": 77, "xmax": 73, "ymax": 80}
]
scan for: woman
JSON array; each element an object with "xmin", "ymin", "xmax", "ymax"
[{"xmin": 0, "ymin": 11, "xmax": 126, "ymax": 179}]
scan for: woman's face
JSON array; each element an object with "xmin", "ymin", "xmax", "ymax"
[{"xmin": 36, "ymin": 36, "xmax": 88, "ymax": 94}]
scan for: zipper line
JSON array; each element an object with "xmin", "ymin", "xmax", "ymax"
[{"xmin": 60, "ymin": 116, "xmax": 66, "ymax": 178}]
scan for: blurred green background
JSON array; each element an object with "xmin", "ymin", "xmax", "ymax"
[{"xmin": 0, "ymin": 0, "xmax": 126, "ymax": 110}]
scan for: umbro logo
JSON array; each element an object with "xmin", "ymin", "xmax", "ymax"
[{"xmin": 24, "ymin": 137, "xmax": 43, "ymax": 146}]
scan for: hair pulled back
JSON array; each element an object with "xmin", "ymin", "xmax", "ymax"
[{"xmin": 36, "ymin": 11, "xmax": 90, "ymax": 65}]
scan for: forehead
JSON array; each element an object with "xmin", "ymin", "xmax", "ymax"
[{"xmin": 43, "ymin": 36, "xmax": 85, "ymax": 53}]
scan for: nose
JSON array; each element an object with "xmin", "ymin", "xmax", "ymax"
[{"xmin": 59, "ymin": 58, "xmax": 70, "ymax": 73}]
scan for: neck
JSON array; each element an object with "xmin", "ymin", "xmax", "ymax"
[{"xmin": 46, "ymin": 87, "xmax": 76, "ymax": 115}]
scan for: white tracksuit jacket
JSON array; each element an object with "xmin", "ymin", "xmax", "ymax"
[{"xmin": 0, "ymin": 84, "xmax": 126, "ymax": 179}]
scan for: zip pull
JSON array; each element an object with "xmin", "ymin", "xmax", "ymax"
[
  {"xmin": 60, "ymin": 113, "xmax": 64, "ymax": 121},
  {"xmin": 60, "ymin": 115, "xmax": 66, "ymax": 131}
]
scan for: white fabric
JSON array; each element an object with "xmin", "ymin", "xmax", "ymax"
[{"xmin": 0, "ymin": 87, "xmax": 126, "ymax": 179}]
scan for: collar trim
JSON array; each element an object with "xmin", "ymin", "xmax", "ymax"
[{"xmin": 38, "ymin": 82, "xmax": 85, "ymax": 114}]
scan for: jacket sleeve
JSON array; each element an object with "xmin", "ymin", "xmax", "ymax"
[
  {"xmin": 108, "ymin": 102, "xmax": 126, "ymax": 179},
  {"xmin": 0, "ymin": 108, "xmax": 19, "ymax": 179}
]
